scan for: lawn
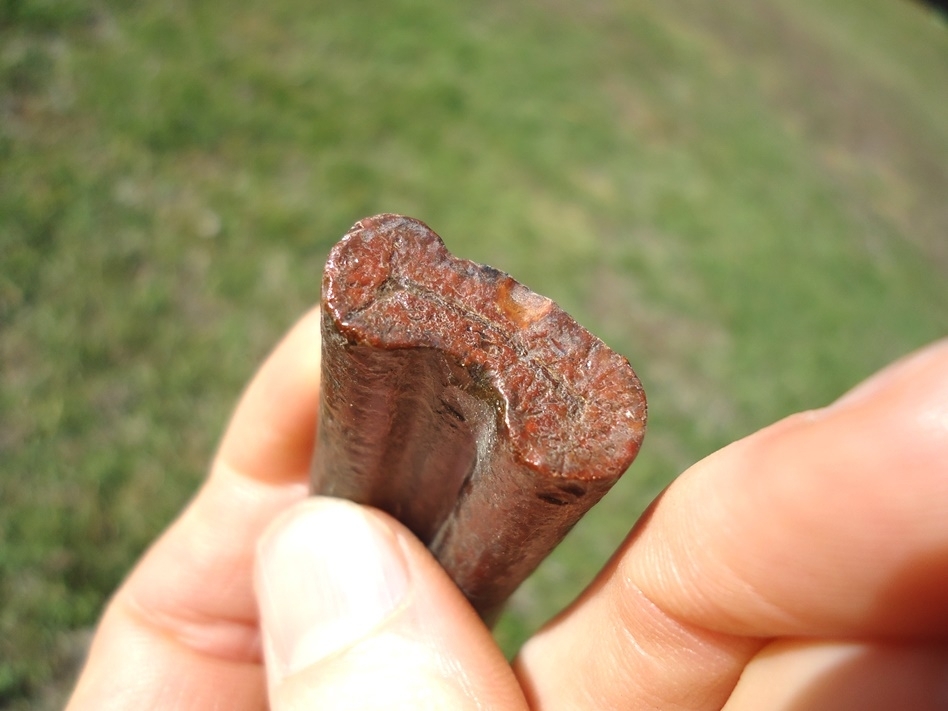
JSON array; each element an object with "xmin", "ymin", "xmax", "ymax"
[{"xmin": 1, "ymin": 0, "xmax": 946, "ymax": 706}]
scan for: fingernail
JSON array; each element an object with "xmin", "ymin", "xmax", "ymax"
[{"xmin": 256, "ymin": 498, "xmax": 410, "ymax": 678}]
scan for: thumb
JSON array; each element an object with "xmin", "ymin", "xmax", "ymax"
[{"xmin": 255, "ymin": 497, "xmax": 527, "ymax": 710}]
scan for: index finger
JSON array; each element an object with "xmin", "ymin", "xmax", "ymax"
[
  {"xmin": 515, "ymin": 338, "xmax": 948, "ymax": 710},
  {"xmin": 69, "ymin": 307, "xmax": 323, "ymax": 710},
  {"xmin": 216, "ymin": 308, "xmax": 322, "ymax": 485}
]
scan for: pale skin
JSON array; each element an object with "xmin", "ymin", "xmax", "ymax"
[{"xmin": 67, "ymin": 306, "xmax": 948, "ymax": 710}]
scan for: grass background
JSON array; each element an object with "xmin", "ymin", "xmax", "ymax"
[{"xmin": 1, "ymin": 0, "xmax": 946, "ymax": 706}]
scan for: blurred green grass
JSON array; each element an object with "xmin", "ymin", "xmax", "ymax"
[{"xmin": 1, "ymin": 0, "xmax": 946, "ymax": 705}]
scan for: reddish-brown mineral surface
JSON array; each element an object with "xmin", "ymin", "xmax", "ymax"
[{"xmin": 312, "ymin": 214, "xmax": 646, "ymax": 623}]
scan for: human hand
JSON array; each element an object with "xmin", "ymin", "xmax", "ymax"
[{"xmin": 67, "ymin": 308, "xmax": 948, "ymax": 709}]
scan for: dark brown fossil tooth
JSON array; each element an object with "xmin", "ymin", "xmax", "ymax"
[{"xmin": 311, "ymin": 213, "xmax": 647, "ymax": 624}]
